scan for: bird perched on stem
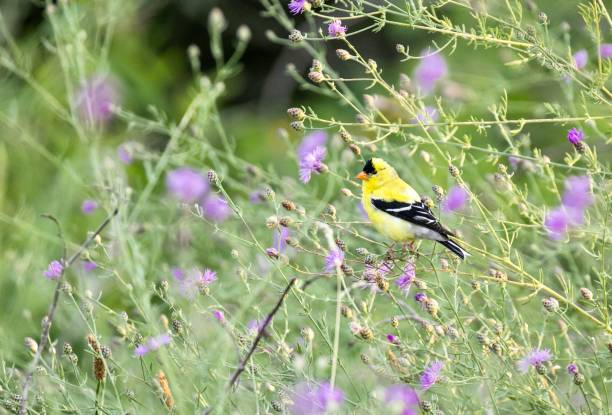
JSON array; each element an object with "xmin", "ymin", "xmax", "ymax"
[{"xmin": 356, "ymin": 158, "xmax": 469, "ymax": 259}]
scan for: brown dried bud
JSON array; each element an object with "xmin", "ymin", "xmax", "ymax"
[
  {"xmin": 424, "ymin": 298, "xmax": 439, "ymax": 316},
  {"xmin": 580, "ymin": 287, "xmax": 593, "ymax": 301},
  {"xmin": 375, "ymin": 274, "xmax": 389, "ymax": 292},
  {"xmin": 156, "ymin": 371, "xmax": 174, "ymax": 409},
  {"xmin": 359, "ymin": 326, "xmax": 373, "ymax": 341},
  {"xmin": 335, "ymin": 238, "xmax": 347, "ymax": 251},
  {"xmin": 341, "ymin": 305, "xmax": 353, "ymax": 319},
  {"xmin": 448, "ymin": 164, "xmax": 460, "ymax": 177},
  {"xmin": 336, "ymin": 49, "xmax": 351, "ymax": 61},
  {"xmin": 349, "ymin": 143, "xmax": 361, "ymax": 156},
  {"xmin": 281, "ymin": 200, "xmax": 296, "ymax": 211},
  {"xmin": 542, "ymin": 297, "xmax": 559, "ymax": 312},
  {"xmin": 340, "ymin": 130, "xmax": 352, "ymax": 143},
  {"xmin": 574, "ymin": 141, "xmax": 587, "ymax": 154},
  {"xmin": 93, "ymin": 356, "xmax": 106, "ymax": 381},
  {"xmin": 279, "ymin": 217, "xmax": 293, "ymax": 227},
  {"xmin": 87, "ymin": 334, "xmax": 100, "ymax": 353}
]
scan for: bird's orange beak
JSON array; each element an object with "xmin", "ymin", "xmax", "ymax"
[{"xmin": 355, "ymin": 171, "xmax": 368, "ymax": 181}]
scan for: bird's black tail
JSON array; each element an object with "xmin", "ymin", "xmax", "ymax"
[{"xmin": 438, "ymin": 239, "xmax": 470, "ymax": 260}]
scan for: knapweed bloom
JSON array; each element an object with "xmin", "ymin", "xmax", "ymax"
[
  {"xmin": 562, "ymin": 176, "xmax": 593, "ymax": 210},
  {"xmin": 441, "ymin": 185, "xmax": 468, "ymax": 213},
  {"xmin": 544, "ymin": 207, "xmax": 573, "ymax": 240},
  {"xmin": 81, "ymin": 199, "xmax": 98, "ymax": 214},
  {"xmin": 134, "ymin": 333, "xmax": 171, "ymax": 357},
  {"xmin": 395, "ymin": 263, "xmax": 415, "ymax": 294},
  {"xmin": 299, "ymin": 146, "xmax": 326, "ymax": 183},
  {"xmin": 166, "ymin": 168, "xmax": 208, "ymax": 203},
  {"xmin": 289, "ymin": 382, "xmax": 344, "ymax": 415},
  {"xmin": 297, "ymin": 131, "xmax": 327, "ymax": 160},
  {"xmin": 545, "ymin": 176, "xmax": 593, "ymax": 240},
  {"xmin": 386, "ymin": 334, "xmax": 400, "ymax": 345},
  {"xmin": 573, "ymin": 50, "xmax": 588, "ymax": 70},
  {"xmin": 288, "ymin": 0, "xmax": 306, "ymax": 15},
  {"xmin": 325, "ymin": 247, "xmax": 344, "ymax": 272},
  {"xmin": 200, "ymin": 269, "xmax": 217, "ymax": 286},
  {"xmin": 82, "ymin": 261, "xmax": 97, "ymax": 272},
  {"xmin": 272, "ymin": 227, "xmax": 290, "ymax": 253},
  {"xmin": 44, "ymin": 260, "xmax": 64, "ymax": 280},
  {"xmin": 201, "ymin": 195, "xmax": 231, "ymax": 222},
  {"xmin": 600, "ymin": 43, "xmax": 612, "ymax": 59},
  {"xmin": 212, "ymin": 310, "xmax": 225, "ymax": 323},
  {"xmin": 517, "ymin": 348, "xmax": 552, "ymax": 373},
  {"xmin": 328, "ymin": 19, "xmax": 347, "ymax": 37},
  {"xmin": 413, "ymin": 50, "xmax": 448, "ymax": 95},
  {"xmin": 414, "ymin": 292, "xmax": 427, "ymax": 303},
  {"xmin": 566, "ymin": 128, "xmax": 584, "ymax": 145},
  {"xmin": 117, "ymin": 142, "xmax": 135, "ymax": 165},
  {"xmin": 420, "ymin": 360, "xmax": 443, "ymax": 390},
  {"xmin": 384, "ymin": 384, "xmax": 419, "ymax": 415},
  {"xmin": 567, "ymin": 363, "xmax": 579, "ymax": 376},
  {"xmin": 75, "ymin": 74, "xmax": 118, "ymax": 124}
]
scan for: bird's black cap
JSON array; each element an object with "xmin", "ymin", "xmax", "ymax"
[{"xmin": 362, "ymin": 159, "xmax": 376, "ymax": 175}]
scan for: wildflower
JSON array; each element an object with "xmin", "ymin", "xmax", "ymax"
[
  {"xmin": 200, "ymin": 269, "xmax": 217, "ymax": 286},
  {"xmin": 415, "ymin": 292, "xmax": 427, "ymax": 303},
  {"xmin": 201, "ymin": 195, "xmax": 231, "ymax": 222},
  {"xmin": 75, "ymin": 74, "xmax": 118, "ymax": 124},
  {"xmin": 134, "ymin": 333, "xmax": 171, "ymax": 357},
  {"xmin": 441, "ymin": 186, "xmax": 468, "ymax": 213},
  {"xmin": 414, "ymin": 106, "xmax": 439, "ymax": 125},
  {"xmin": 272, "ymin": 227, "xmax": 290, "ymax": 253},
  {"xmin": 266, "ymin": 247, "xmax": 280, "ymax": 259},
  {"xmin": 249, "ymin": 191, "xmax": 264, "ymax": 204},
  {"xmin": 327, "ymin": 19, "xmax": 347, "ymax": 37},
  {"xmin": 247, "ymin": 319, "xmax": 263, "ymax": 335},
  {"xmin": 414, "ymin": 50, "xmax": 448, "ymax": 95},
  {"xmin": 325, "ymin": 247, "xmax": 344, "ymax": 272},
  {"xmin": 386, "ymin": 334, "xmax": 400, "ymax": 345},
  {"xmin": 395, "ymin": 262, "xmax": 415, "ymax": 294},
  {"xmin": 517, "ymin": 348, "xmax": 552, "ymax": 373},
  {"xmin": 212, "ymin": 310, "xmax": 225, "ymax": 323},
  {"xmin": 544, "ymin": 207, "xmax": 572, "ymax": 240},
  {"xmin": 299, "ymin": 146, "xmax": 327, "ymax": 183},
  {"xmin": 288, "ymin": 0, "xmax": 306, "ymax": 15},
  {"xmin": 81, "ymin": 199, "xmax": 98, "ymax": 214},
  {"xmin": 567, "ymin": 363, "xmax": 579, "ymax": 376},
  {"xmin": 117, "ymin": 142, "xmax": 135, "ymax": 165},
  {"xmin": 44, "ymin": 260, "xmax": 63, "ymax": 280},
  {"xmin": 166, "ymin": 168, "xmax": 208, "ymax": 203},
  {"xmin": 600, "ymin": 43, "xmax": 612, "ymax": 58},
  {"xmin": 573, "ymin": 50, "xmax": 588, "ymax": 69},
  {"xmin": 566, "ymin": 128, "xmax": 584, "ymax": 145},
  {"xmin": 289, "ymin": 382, "xmax": 344, "ymax": 415},
  {"xmin": 384, "ymin": 384, "xmax": 419, "ymax": 415},
  {"xmin": 297, "ymin": 131, "xmax": 327, "ymax": 159},
  {"xmin": 562, "ymin": 176, "xmax": 593, "ymax": 210},
  {"xmin": 420, "ymin": 361, "xmax": 444, "ymax": 390},
  {"xmin": 82, "ymin": 261, "xmax": 97, "ymax": 272}
]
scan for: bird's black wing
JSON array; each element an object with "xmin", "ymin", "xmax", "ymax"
[{"xmin": 371, "ymin": 199, "xmax": 455, "ymax": 237}]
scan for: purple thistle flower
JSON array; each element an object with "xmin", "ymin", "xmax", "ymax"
[
  {"xmin": 297, "ymin": 131, "xmax": 327, "ymax": 160},
  {"xmin": 166, "ymin": 168, "xmax": 208, "ymax": 203},
  {"xmin": 573, "ymin": 50, "xmax": 588, "ymax": 70},
  {"xmin": 201, "ymin": 195, "xmax": 231, "ymax": 222},
  {"xmin": 544, "ymin": 207, "xmax": 572, "ymax": 240},
  {"xmin": 249, "ymin": 191, "xmax": 263, "ymax": 204},
  {"xmin": 442, "ymin": 185, "xmax": 468, "ymax": 213},
  {"xmin": 247, "ymin": 319, "xmax": 263, "ymax": 335},
  {"xmin": 135, "ymin": 333, "xmax": 171, "ymax": 357},
  {"xmin": 212, "ymin": 310, "xmax": 225, "ymax": 323},
  {"xmin": 566, "ymin": 128, "xmax": 584, "ymax": 145},
  {"xmin": 395, "ymin": 263, "xmax": 415, "ymax": 294},
  {"xmin": 200, "ymin": 269, "xmax": 217, "ymax": 286},
  {"xmin": 288, "ymin": 0, "xmax": 306, "ymax": 15},
  {"xmin": 75, "ymin": 74, "xmax": 118, "ymax": 124},
  {"xmin": 266, "ymin": 247, "xmax": 280, "ymax": 259},
  {"xmin": 44, "ymin": 260, "xmax": 64, "ymax": 280},
  {"xmin": 414, "ymin": 292, "xmax": 427, "ymax": 303},
  {"xmin": 328, "ymin": 19, "xmax": 347, "ymax": 37},
  {"xmin": 384, "ymin": 384, "xmax": 419, "ymax": 415},
  {"xmin": 414, "ymin": 50, "xmax": 448, "ymax": 95},
  {"xmin": 414, "ymin": 106, "xmax": 439, "ymax": 125},
  {"xmin": 562, "ymin": 176, "xmax": 593, "ymax": 210},
  {"xmin": 82, "ymin": 261, "xmax": 97, "ymax": 272},
  {"xmin": 567, "ymin": 363, "xmax": 579, "ymax": 376},
  {"xmin": 134, "ymin": 344, "xmax": 148, "ymax": 357},
  {"xmin": 600, "ymin": 43, "xmax": 612, "ymax": 58},
  {"xmin": 517, "ymin": 348, "xmax": 552, "ymax": 373},
  {"xmin": 299, "ymin": 146, "xmax": 326, "ymax": 183},
  {"xmin": 289, "ymin": 382, "xmax": 344, "ymax": 415},
  {"xmin": 387, "ymin": 334, "xmax": 400, "ymax": 345},
  {"xmin": 273, "ymin": 227, "xmax": 290, "ymax": 253},
  {"xmin": 325, "ymin": 247, "xmax": 344, "ymax": 272},
  {"xmin": 117, "ymin": 142, "xmax": 134, "ymax": 165},
  {"xmin": 170, "ymin": 267, "xmax": 184, "ymax": 281},
  {"xmin": 81, "ymin": 199, "xmax": 98, "ymax": 215},
  {"xmin": 420, "ymin": 360, "xmax": 444, "ymax": 390}
]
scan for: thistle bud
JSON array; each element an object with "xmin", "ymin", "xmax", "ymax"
[
  {"xmin": 574, "ymin": 141, "xmax": 587, "ymax": 154},
  {"xmin": 579, "ymin": 287, "xmax": 593, "ymax": 301},
  {"xmin": 336, "ymin": 49, "xmax": 351, "ymax": 61},
  {"xmin": 340, "ymin": 188, "xmax": 353, "ymax": 197},
  {"xmin": 335, "ymin": 239, "xmax": 347, "ymax": 251},
  {"xmin": 432, "ymin": 185, "xmax": 444, "ymax": 201},
  {"xmin": 395, "ymin": 44, "xmax": 405, "ymax": 54},
  {"xmin": 279, "ymin": 217, "xmax": 293, "ymax": 227},
  {"xmin": 535, "ymin": 363, "xmax": 547, "ymax": 375},
  {"xmin": 24, "ymin": 337, "xmax": 38, "ymax": 354},
  {"xmin": 207, "ymin": 170, "xmax": 219, "ymax": 186},
  {"xmin": 310, "ymin": 59, "xmax": 323, "ymax": 72},
  {"xmin": 375, "ymin": 274, "xmax": 389, "ymax": 292},
  {"xmin": 325, "ymin": 204, "xmax": 336, "ymax": 219},
  {"xmin": 341, "ymin": 305, "xmax": 353, "ymax": 319},
  {"xmin": 422, "ymin": 196, "xmax": 434, "ymax": 209},
  {"xmin": 420, "ymin": 401, "xmax": 432, "ymax": 412},
  {"xmin": 359, "ymin": 326, "xmax": 373, "ymax": 341},
  {"xmin": 414, "ymin": 279, "xmax": 427, "ymax": 290},
  {"xmin": 287, "ymin": 107, "xmax": 305, "ymax": 121},
  {"xmin": 263, "ymin": 187, "xmax": 275, "ymax": 200},
  {"xmin": 301, "ymin": 327, "xmax": 315, "ymax": 343},
  {"xmin": 171, "ymin": 319, "xmax": 183, "ymax": 335},
  {"xmin": 266, "ymin": 248, "xmax": 280, "ymax": 259},
  {"xmin": 542, "ymin": 297, "xmax": 559, "ymax": 313},
  {"xmin": 391, "ymin": 316, "xmax": 399, "ymax": 328},
  {"xmin": 63, "ymin": 342, "xmax": 73, "ymax": 355},
  {"xmin": 538, "ymin": 11, "xmax": 548, "ymax": 24},
  {"xmin": 341, "ymin": 264, "xmax": 354, "ymax": 276},
  {"xmin": 448, "ymin": 164, "xmax": 460, "ymax": 177},
  {"xmin": 349, "ymin": 144, "xmax": 361, "ymax": 156},
  {"xmin": 364, "ymin": 254, "xmax": 375, "ymax": 265},
  {"xmin": 355, "ymin": 247, "xmax": 369, "ymax": 256},
  {"xmin": 424, "ymin": 298, "xmax": 439, "ymax": 316},
  {"xmin": 281, "ymin": 200, "xmax": 296, "ymax": 211},
  {"xmin": 266, "ymin": 215, "xmax": 279, "ymax": 229},
  {"xmin": 101, "ymin": 345, "xmax": 111, "ymax": 359},
  {"xmin": 308, "ymin": 71, "xmax": 325, "ymax": 84},
  {"xmin": 290, "ymin": 121, "xmax": 304, "ymax": 131},
  {"xmin": 288, "ymin": 29, "xmax": 303, "ymax": 43},
  {"xmin": 573, "ymin": 373, "xmax": 585, "ymax": 385},
  {"xmin": 286, "ymin": 237, "xmax": 299, "ymax": 247}
]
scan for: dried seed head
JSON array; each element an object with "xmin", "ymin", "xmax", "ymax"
[
  {"xmin": 431, "ymin": 185, "xmax": 444, "ymax": 201},
  {"xmin": 287, "ymin": 107, "xmax": 305, "ymax": 120},
  {"xmin": 207, "ymin": 170, "xmax": 219, "ymax": 186},
  {"xmin": 93, "ymin": 356, "xmax": 106, "ymax": 381},
  {"xmin": 288, "ymin": 29, "xmax": 303, "ymax": 43},
  {"xmin": 340, "ymin": 130, "xmax": 352, "ymax": 143},
  {"xmin": 281, "ymin": 200, "xmax": 296, "ymax": 211},
  {"xmin": 87, "ymin": 334, "xmax": 100, "ymax": 353},
  {"xmin": 542, "ymin": 297, "xmax": 559, "ymax": 312},
  {"xmin": 391, "ymin": 316, "xmax": 399, "ymax": 328},
  {"xmin": 349, "ymin": 143, "xmax": 361, "ymax": 156},
  {"xmin": 336, "ymin": 49, "xmax": 351, "ymax": 61},
  {"xmin": 448, "ymin": 164, "xmax": 460, "ymax": 177},
  {"xmin": 424, "ymin": 298, "xmax": 439, "ymax": 316},
  {"xmin": 359, "ymin": 326, "xmax": 373, "ymax": 341},
  {"xmin": 341, "ymin": 305, "xmax": 353, "ymax": 319},
  {"xmin": 375, "ymin": 274, "xmax": 389, "ymax": 292},
  {"xmin": 340, "ymin": 188, "xmax": 353, "ymax": 197},
  {"xmin": 266, "ymin": 215, "xmax": 279, "ymax": 229},
  {"xmin": 335, "ymin": 238, "xmax": 347, "ymax": 251},
  {"xmin": 279, "ymin": 216, "xmax": 293, "ymax": 227},
  {"xmin": 580, "ymin": 287, "xmax": 593, "ymax": 301}
]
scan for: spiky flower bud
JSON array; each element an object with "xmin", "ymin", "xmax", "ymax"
[
  {"xmin": 414, "ymin": 279, "xmax": 427, "ymax": 290},
  {"xmin": 360, "ymin": 353, "xmax": 370, "ymax": 364},
  {"xmin": 207, "ymin": 169, "xmax": 219, "ymax": 186},
  {"xmin": 325, "ymin": 204, "xmax": 337, "ymax": 219},
  {"xmin": 339, "ymin": 130, "xmax": 352, "ymax": 143},
  {"xmin": 355, "ymin": 247, "xmax": 369, "ymax": 257},
  {"xmin": 286, "ymin": 237, "xmax": 299, "ymax": 247},
  {"xmin": 281, "ymin": 200, "xmax": 296, "ymax": 211},
  {"xmin": 279, "ymin": 216, "xmax": 293, "ymax": 227},
  {"xmin": 271, "ymin": 400, "xmax": 283, "ymax": 412},
  {"xmin": 336, "ymin": 49, "xmax": 351, "ymax": 61},
  {"xmin": 359, "ymin": 326, "xmax": 373, "ymax": 341},
  {"xmin": 290, "ymin": 121, "xmax": 304, "ymax": 131},
  {"xmin": 171, "ymin": 319, "xmax": 183, "ymax": 335},
  {"xmin": 287, "ymin": 107, "xmax": 305, "ymax": 121},
  {"xmin": 574, "ymin": 141, "xmax": 587, "ymax": 154},
  {"xmin": 101, "ymin": 345, "xmax": 111, "ymax": 359},
  {"xmin": 63, "ymin": 342, "xmax": 73, "ymax": 355},
  {"xmin": 425, "ymin": 298, "xmax": 439, "ymax": 316},
  {"xmin": 420, "ymin": 401, "xmax": 433, "ymax": 412},
  {"xmin": 266, "ymin": 215, "xmax": 279, "ymax": 229},
  {"xmin": 580, "ymin": 287, "xmax": 593, "ymax": 301},
  {"xmin": 448, "ymin": 164, "xmax": 460, "ymax": 177},
  {"xmin": 391, "ymin": 316, "xmax": 399, "ymax": 328},
  {"xmin": 542, "ymin": 297, "xmax": 559, "ymax": 313},
  {"xmin": 288, "ymin": 29, "xmax": 303, "ymax": 43},
  {"xmin": 340, "ymin": 188, "xmax": 353, "ymax": 197},
  {"xmin": 364, "ymin": 254, "xmax": 375, "ymax": 265},
  {"xmin": 310, "ymin": 59, "xmax": 323, "ymax": 72},
  {"xmin": 573, "ymin": 373, "xmax": 585, "ymax": 385},
  {"xmin": 335, "ymin": 238, "xmax": 346, "ymax": 251},
  {"xmin": 445, "ymin": 326, "xmax": 459, "ymax": 338},
  {"xmin": 263, "ymin": 187, "xmax": 275, "ymax": 200},
  {"xmin": 24, "ymin": 337, "xmax": 38, "ymax": 354},
  {"xmin": 396, "ymin": 44, "xmax": 406, "ymax": 54},
  {"xmin": 422, "ymin": 196, "xmax": 434, "ymax": 209},
  {"xmin": 341, "ymin": 264, "xmax": 354, "ymax": 276},
  {"xmin": 535, "ymin": 363, "xmax": 547, "ymax": 375},
  {"xmin": 308, "ymin": 71, "xmax": 325, "ymax": 84},
  {"xmin": 341, "ymin": 305, "xmax": 353, "ymax": 319},
  {"xmin": 375, "ymin": 274, "xmax": 389, "ymax": 292},
  {"xmin": 349, "ymin": 143, "xmax": 361, "ymax": 156},
  {"xmin": 490, "ymin": 342, "xmax": 502, "ymax": 356}
]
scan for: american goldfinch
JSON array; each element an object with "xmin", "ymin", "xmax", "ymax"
[{"xmin": 356, "ymin": 158, "xmax": 469, "ymax": 259}]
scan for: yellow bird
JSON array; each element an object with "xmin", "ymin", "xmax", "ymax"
[{"xmin": 356, "ymin": 158, "xmax": 469, "ymax": 259}]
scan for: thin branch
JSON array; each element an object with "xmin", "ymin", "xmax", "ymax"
[{"xmin": 20, "ymin": 208, "xmax": 119, "ymax": 415}]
